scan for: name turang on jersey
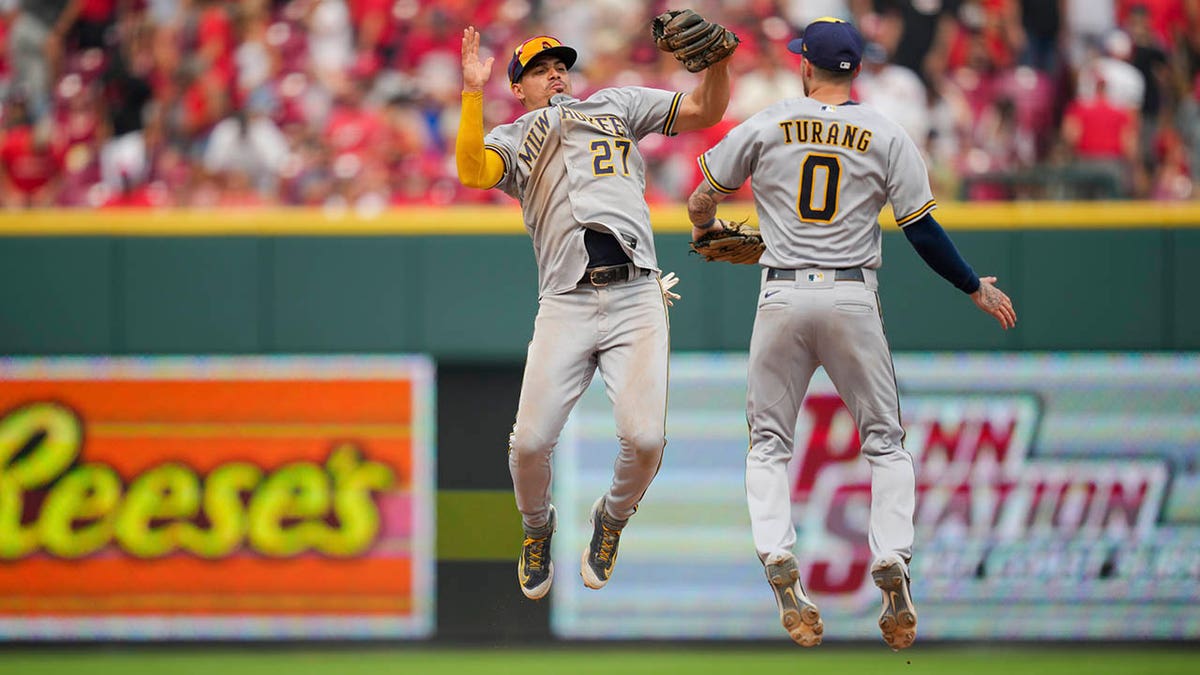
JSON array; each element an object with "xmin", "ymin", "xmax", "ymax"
[{"xmin": 778, "ymin": 118, "xmax": 873, "ymax": 152}]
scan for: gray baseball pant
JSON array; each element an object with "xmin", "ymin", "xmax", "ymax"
[{"xmin": 509, "ymin": 272, "xmax": 669, "ymax": 533}]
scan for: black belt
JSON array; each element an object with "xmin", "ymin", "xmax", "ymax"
[
  {"xmin": 766, "ymin": 267, "xmax": 864, "ymax": 282},
  {"xmin": 580, "ymin": 264, "xmax": 647, "ymax": 287}
]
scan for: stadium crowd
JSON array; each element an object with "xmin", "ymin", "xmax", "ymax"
[{"xmin": 0, "ymin": 0, "xmax": 1197, "ymax": 209}]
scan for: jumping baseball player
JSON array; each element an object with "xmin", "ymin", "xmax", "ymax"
[
  {"xmin": 456, "ymin": 20, "xmax": 733, "ymax": 600},
  {"xmin": 684, "ymin": 18, "xmax": 1016, "ymax": 649}
]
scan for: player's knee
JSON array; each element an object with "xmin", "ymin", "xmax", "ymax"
[
  {"xmin": 747, "ymin": 431, "xmax": 792, "ymax": 463},
  {"xmin": 508, "ymin": 428, "xmax": 554, "ymax": 464},
  {"xmin": 860, "ymin": 421, "xmax": 905, "ymax": 458},
  {"xmin": 624, "ymin": 432, "xmax": 666, "ymax": 466}
]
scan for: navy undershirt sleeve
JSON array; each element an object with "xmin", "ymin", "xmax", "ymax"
[{"xmin": 901, "ymin": 214, "xmax": 981, "ymax": 294}]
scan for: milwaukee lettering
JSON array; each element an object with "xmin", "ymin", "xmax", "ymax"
[{"xmin": 0, "ymin": 402, "xmax": 396, "ymax": 560}]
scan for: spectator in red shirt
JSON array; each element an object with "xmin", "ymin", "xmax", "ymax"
[
  {"xmin": 1061, "ymin": 78, "xmax": 1142, "ymax": 196},
  {"xmin": 944, "ymin": 0, "xmax": 1024, "ymax": 73},
  {"xmin": 1117, "ymin": 0, "xmax": 1189, "ymax": 50},
  {"xmin": 178, "ymin": 65, "xmax": 230, "ymax": 154},
  {"xmin": 323, "ymin": 70, "xmax": 386, "ymax": 169},
  {"xmin": 0, "ymin": 97, "xmax": 66, "ymax": 206},
  {"xmin": 1148, "ymin": 118, "xmax": 1193, "ymax": 199},
  {"xmin": 194, "ymin": 0, "xmax": 235, "ymax": 87},
  {"xmin": 348, "ymin": 0, "xmax": 397, "ymax": 65}
]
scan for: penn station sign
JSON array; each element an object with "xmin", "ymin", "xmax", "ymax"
[
  {"xmin": 551, "ymin": 353, "xmax": 1200, "ymax": 641},
  {"xmin": 0, "ymin": 356, "xmax": 434, "ymax": 640}
]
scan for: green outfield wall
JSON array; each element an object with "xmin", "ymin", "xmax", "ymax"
[{"xmin": 2, "ymin": 203, "xmax": 1198, "ymax": 356}]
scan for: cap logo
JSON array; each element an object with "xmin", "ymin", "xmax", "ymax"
[
  {"xmin": 541, "ymin": 41, "xmax": 552, "ymax": 50},
  {"xmin": 840, "ymin": 61, "xmax": 850, "ymax": 69}
]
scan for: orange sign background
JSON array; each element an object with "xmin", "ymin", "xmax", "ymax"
[{"xmin": 0, "ymin": 357, "xmax": 434, "ymax": 636}]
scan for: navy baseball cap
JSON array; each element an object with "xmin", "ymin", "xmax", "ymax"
[
  {"xmin": 507, "ymin": 35, "xmax": 578, "ymax": 83},
  {"xmin": 787, "ymin": 17, "xmax": 864, "ymax": 73}
]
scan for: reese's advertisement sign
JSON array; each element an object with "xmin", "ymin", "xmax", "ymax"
[{"xmin": 0, "ymin": 356, "xmax": 434, "ymax": 640}]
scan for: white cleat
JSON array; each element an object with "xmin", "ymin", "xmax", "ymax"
[
  {"xmin": 764, "ymin": 553, "xmax": 823, "ymax": 647},
  {"xmin": 871, "ymin": 555, "xmax": 918, "ymax": 650}
]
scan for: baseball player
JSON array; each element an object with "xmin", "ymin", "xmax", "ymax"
[
  {"xmin": 685, "ymin": 18, "xmax": 1016, "ymax": 648},
  {"xmin": 456, "ymin": 25, "xmax": 731, "ymax": 600}
]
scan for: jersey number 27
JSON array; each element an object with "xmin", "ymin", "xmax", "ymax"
[{"xmin": 591, "ymin": 139, "xmax": 632, "ymax": 176}]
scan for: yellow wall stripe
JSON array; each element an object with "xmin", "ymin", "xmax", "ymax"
[{"xmin": 1, "ymin": 202, "xmax": 1199, "ymax": 236}]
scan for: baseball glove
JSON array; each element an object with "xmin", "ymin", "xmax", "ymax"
[
  {"xmin": 651, "ymin": 9, "xmax": 739, "ymax": 73},
  {"xmin": 689, "ymin": 220, "xmax": 765, "ymax": 264}
]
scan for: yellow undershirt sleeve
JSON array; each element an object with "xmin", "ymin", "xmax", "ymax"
[{"xmin": 456, "ymin": 91, "xmax": 505, "ymax": 189}]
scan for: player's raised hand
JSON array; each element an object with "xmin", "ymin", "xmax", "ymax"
[
  {"xmin": 971, "ymin": 276, "xmax": 1017, "ymax": 330},
  {"xmin": 462, "ymin": 26, "xmax": 494, "ymax": 92}
]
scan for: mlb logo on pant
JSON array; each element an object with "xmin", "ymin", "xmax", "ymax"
[{"xmin": 807, "ymin": 271, "xmax": 825, "ymax": 282}]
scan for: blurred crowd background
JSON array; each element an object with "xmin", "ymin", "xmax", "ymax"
[{"xmin": 1, "ymin": 0, "xmax": 1198, "ymax": 210}]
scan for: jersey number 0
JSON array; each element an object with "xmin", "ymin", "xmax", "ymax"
[{"xmin": 797, "ymin": 153, "xmax": 841, "ymax": 222}]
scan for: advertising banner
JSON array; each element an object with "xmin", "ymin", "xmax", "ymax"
[
  {"xmin": 0, "ymin": 356, "xmax": 434, "ymax": 640},
  {"xmin": 551, "ymin": 353, "xmax": 1199, "ymax": 640}
]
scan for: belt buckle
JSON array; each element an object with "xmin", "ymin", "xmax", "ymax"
[{"xmin": 589, "ymin": 268, "xmax": 613, "ymax": 287}]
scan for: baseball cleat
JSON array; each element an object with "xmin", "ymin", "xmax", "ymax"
[
  {"xmin": 764, "ymin": 552, "xmax": 823, "ymax": 647},
  {"xmin": 871, "ymin": 555, "xmax": 917, "ymax": 650},
  {"xmin": 581, "ymin": 497, "xmax": 626, "ymax": 589},
  {"xmin": 518, "ymin": 506, "xmax": 556, "ymax": 600}
]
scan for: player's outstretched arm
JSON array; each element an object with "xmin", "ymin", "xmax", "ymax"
[
  {"xmin": 457, "ymin": 26, "xmax": 505, "ymax": 189},
  {"xmin": 971, "ymin": 277, "xmax": 1017, "ymax": 330},
  {"xmin": 673, "ymin": 59, "xmax": 731, "ymax": 133}
]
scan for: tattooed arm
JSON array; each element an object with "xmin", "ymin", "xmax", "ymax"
[
  {"xmin": 970, "ymin": 276, "xmax": 1018, "ymax": 330},
  {"xmin": 687, "ymin": 181, "xmax": 730, "ymax": 240}
]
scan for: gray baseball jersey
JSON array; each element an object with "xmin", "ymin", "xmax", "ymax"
[
  {"xmin": 484, "ymin": 87, "xmax": 685, "ymax": 296},
  {"xmin": 698, "ymin": 96, "xmax": 920, "ymax": 578},
  {"xmin": 698, "ymin": 97, "xmax": 936, "ymax": 269}
]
